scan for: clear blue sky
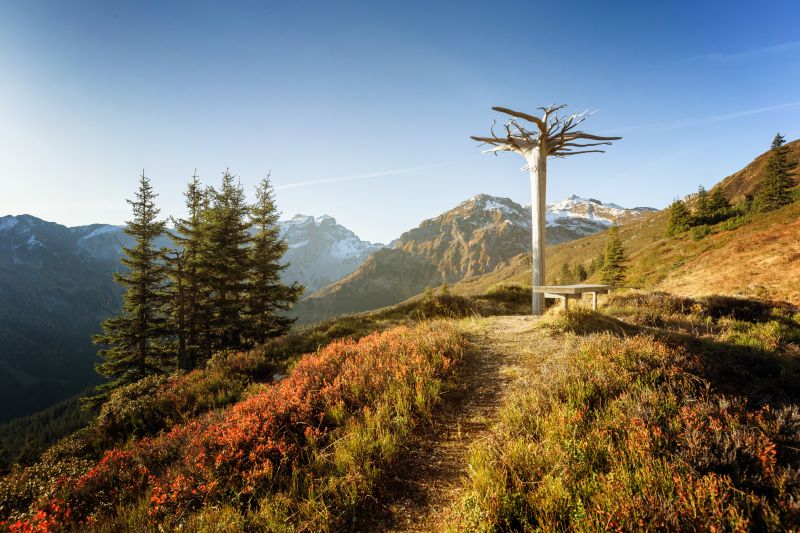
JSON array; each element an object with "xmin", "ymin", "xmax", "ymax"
[{"xmin": 2, "ymin": 1, "xmax": 799, "ymax": 243}]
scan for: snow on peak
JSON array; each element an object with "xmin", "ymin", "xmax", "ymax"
[
  {"xmin": 461, "ymin": 194, "xmax": 524, "ymax": 216},
  {"xmin": 80, "ymin": 225, "xmax": 122, "ymax": 240},
  {"xmin": 0, "ymin": 216, "xmax": 19, "ymax": 231},
  {"xmin": 546, "ymin": 195, "xmax": 630, "ymax": 226}
]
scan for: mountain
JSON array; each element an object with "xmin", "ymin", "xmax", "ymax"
[
  {"xmin": 0, "ymin": 213, "xmax": 377, "ymax": 422},
  {"xmin": 49, "ymin": 215, "xmax": 381, "ymax": 294},
  {"xmin": 545, "ymin": 195, "xmax": 656, "ymax": 243},
  {"xmin": 0, "ymin": 215, "xmax": 120, "ymax": 423},
  {"xmin": 293, "ymin": 194, "xmax": 653, "ymax": 323},
  {"xmin": 279, "ymin": 214, "xmax": 384, "ymax": 294},
  {"xmin": 452, "ymin": 140, "xmax": 800, "ymax": 305}
]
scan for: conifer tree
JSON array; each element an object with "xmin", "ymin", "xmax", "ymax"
[
  {"xmin": 600, "ymin": 225, "xmax": 626, "ymax": 285},
  {"xmin": 203, "ymin": 171, "xmax": 252, "ymax": 351},
  {"xmin": 168, "ymin": 173, "xmax": 208, "ymax": 370},
  {"xmin": 707, "ymin": 188, "xmax": 731, "ymax": 215},
  {"xmin": 755, "ymin": 133, "xmax": 796, "ymax": 213},
  {"xmin": 695, "ymin": 185, "xmax": 712, "ymax": 223},
  {"xmin": 574, "ymin": 263, "xmax": 588, "ymax": 282},
  {"xmin": 90, "ymin": 172, "xmax": 169, "ymax": 405},
  {"xmin": 665, "ymin": 199, "xmax": 692, "ymax": 236},
  {"xmin": 559, "ymin": 262, "xmax": 574, "ymax": 284},
  {"xmin": 245, "ymin": 174, "xmax": 303, "ymax": 345}
]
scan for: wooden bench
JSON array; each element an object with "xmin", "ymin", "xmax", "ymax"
[{"xmin": 532, "ymin": 284, "xmax": 611, "ymax": 310}]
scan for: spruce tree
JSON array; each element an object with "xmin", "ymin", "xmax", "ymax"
[
  {"xmin": 574, "ymin": 263, "xmax": 588, "ymax": 282},
  {"xmin": 600, "ymin": 225, "xmax": 626, "ymax": 286},
  {"xmin": 559, "ymin": 262, "xmax": 574, "ymax": 284},
  {"xmin": 665, "ymin": 199, "xmax": 692, "ymax": 236},
  {"xmin": 90, "ymin": 172, "xmax": 169, "ymax": 405},
  {"xmin": 203, "ymin": 171, "xmax": 252, "ymax": 352},
  {"xmin": 695, "ymin": 185, "xmax": 712, "ymax": 223},
  {"xmin": 246, "ymin": 174, "xmax": 303, "ymax": 345},
  {"xmin": 708, "ymin": 188, "xmax": 731, "ymax": 215},
  {"xmin": 168, "ymin": 173, "xmax": 208, "ymax": 370},
  {"xmin": 755, "ymin": 133, "xmax": 796, "ymax": 213}
]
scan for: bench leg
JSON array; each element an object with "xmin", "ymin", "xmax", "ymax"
[
  {"xmin": 563, "ymin": 296, "xmax": 569, "ymax": 311},
  {"xmin": 591, "ymin": 292, "xmax": 598, "ymax": 310}
]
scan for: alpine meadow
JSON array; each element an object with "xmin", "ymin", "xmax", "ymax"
[{"xmin": 1, "ymin": 2, "xmax": 800, "ymax": 532}]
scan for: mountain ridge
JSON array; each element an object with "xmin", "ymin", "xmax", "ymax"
[{"xmin": 293, "ymin": 194, "xmax": 654, "ymax": 323}]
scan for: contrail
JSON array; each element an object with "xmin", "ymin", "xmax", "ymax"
[
  {"xmin": 274, "ymin": 161, "xmax": 459, "ymax": 190},
  {"xmin": 688, "ymin": 40, "xmax": 800, "ymax": 63},
  {"xmin": 608, "ymin": 101, "xmax": 800, "ymax": 134}
]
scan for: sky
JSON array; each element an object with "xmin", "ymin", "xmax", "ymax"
[{"xmin": 1, "ymin": 1, "xmax": 799, "ymax": 243}]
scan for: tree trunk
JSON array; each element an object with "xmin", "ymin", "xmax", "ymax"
[{"xmin": 527, "ymin": 148, "xmax": 546, "ymax": 315}]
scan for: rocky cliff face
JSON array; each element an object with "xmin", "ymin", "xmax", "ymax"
[{"xmin": 393, "ymin": 195, "xmax": 531, "ymax": 282}]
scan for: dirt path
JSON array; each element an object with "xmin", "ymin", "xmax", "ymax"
[{"xmin": 365, "ymin": 315, "xmax": 544, "ymax": 532}]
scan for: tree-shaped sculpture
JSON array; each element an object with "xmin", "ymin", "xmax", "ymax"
[{"xmin": 472, "ymin": 104, "xmax": 621, "ymax": 315}]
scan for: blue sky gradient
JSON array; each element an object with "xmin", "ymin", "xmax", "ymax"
[{"xmin": 2, "ymin": 0, "xmax": 799, "ymax": 242}]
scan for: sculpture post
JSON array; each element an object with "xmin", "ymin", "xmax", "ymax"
[{"xmin": 472, "ymin": 105, "xmax": 621, "ymax": 315}]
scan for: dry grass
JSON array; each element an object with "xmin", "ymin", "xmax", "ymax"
[{"xmin": 452, "ymin": 293, "xmax": 800, "ymax": 531}]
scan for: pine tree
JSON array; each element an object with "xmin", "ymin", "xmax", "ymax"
[
  {"xmin": 246, "ymin": 174, "xmax": 303, "ymax": 345},
  {"xmin": 694, "ymin": 185, "xmax": 712, "ymax": 223},
  {"xmin": 203, "ymin": 171, "xmax": 253, "ymax": 352},
  {"xmin": 90, "ymin": 172, "xmax": 169, "ymax": 405},
  {"xmin": 574, "ymin": 263, "xmax": 588, "ymax": 282},
  {"xmin": 755, "ymin": 133, "xmax": 796, "ymax": 213},
  {"xmin": 168, "ymin": 173, "xmax": 208, "ymax": 370},
  {"xmin": 559, "ymin": 262, "xmax": 574, "ymax": 284},
  {"xmin": 665, "ymin": 199, "xmax": 692, "ymax": 236},
  {"xmin": 600, "ymin": 225, "xmax": 626, "ymax": 285},
  {"xmin": 707, "ymin": 188, "xmax": 731, "ymax": 214}
]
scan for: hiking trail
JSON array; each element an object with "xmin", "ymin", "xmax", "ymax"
[{"xmin": 367, "ymin": 315, "xmax": 556, "ymax": 531}]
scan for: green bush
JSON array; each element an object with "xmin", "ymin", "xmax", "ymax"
[
  {"xmin": 716, "ymin": 214, "xmax": 751, "ymax": 232},
  {"xmin": 690, "ymin": 224, "xmax": 712, "ymax": 240}
]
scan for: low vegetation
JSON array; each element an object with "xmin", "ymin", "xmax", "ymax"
[
  {"xmin": 1, "ymin": 322, "xmax": 465, "ymax": 531},
  {"xmin": 455, "ymin": 292, "xmax": 800, "ymax": 530}
]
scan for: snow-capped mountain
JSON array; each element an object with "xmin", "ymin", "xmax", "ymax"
[
  {"xmin": 416, "ymin": 193, "xmax": 655, "ymax": 247},
  {"xmin": 546, "ymin": 194, "xmax": 656, "ymax": 223},
  {"xmin": 293, "ymin": 194, "xmax": 655, "ymax": 324},
  {"xmin": 543, "ymin": 195, "xmax": 657, "ymax": 243},
  {"xmin": 279, "ymin": 214, "xmax": 384, "ymax": 293}
]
